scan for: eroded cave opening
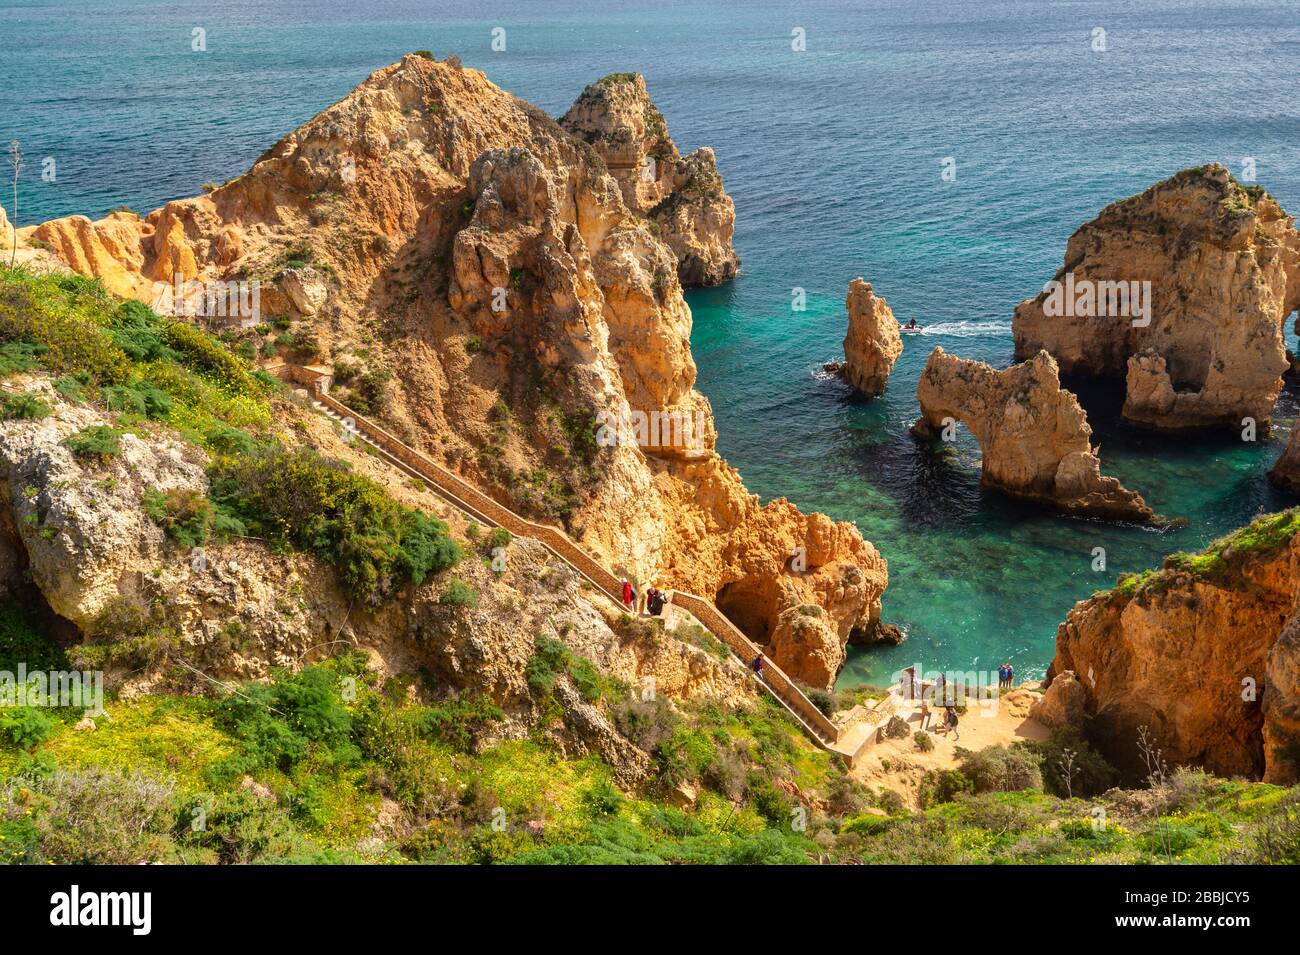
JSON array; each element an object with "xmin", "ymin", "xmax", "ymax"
[
  {"xmin": 0, "ymin": 505, "xmax": 82, "ymax": 660},
  {"xmin": 714, "ymin": 575, "xmax": 780, "ymax": 645}
]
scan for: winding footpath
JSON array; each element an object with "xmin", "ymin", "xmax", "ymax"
[{"xmin": 287, "ymin": 365, "xmax": 880, "ymax": 763}]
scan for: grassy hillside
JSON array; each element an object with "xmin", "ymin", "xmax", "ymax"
[{"xmin": 1, "ymin": 623, "xmax": 1295, "ymax": 864}]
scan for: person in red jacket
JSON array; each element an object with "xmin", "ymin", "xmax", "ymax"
[{"xmin": 621, "ymin": 578, "xmax": 635, "ymax": 609}]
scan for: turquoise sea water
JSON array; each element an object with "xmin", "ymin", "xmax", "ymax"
[{"xmin": 4, "ymin": 0, "xmax": 1300, "ymax": 684}]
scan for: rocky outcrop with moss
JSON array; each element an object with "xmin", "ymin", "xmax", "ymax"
[
  {"xmin": 1013, "ymin": 164, "xmax": 1300, "ymax": 432},
  {"xmin": 1047, "ymin": 510, "xmax": 1300, "ymax": 784},
  {"xmin": 559, "ymin": 72, "xmax": 740, "ymax": 287},
  {"xmin": 911, "ymin": 347, "xmax": 1155, "ymax": 522}
]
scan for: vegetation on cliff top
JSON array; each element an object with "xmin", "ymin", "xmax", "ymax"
[
  {"xmin": 1106, "ymin": 507, "xmax": 1300, "ymax": 601},
  {"xmin": 0, "ymin": 266, "xmax": 462, "ymax": 605}
]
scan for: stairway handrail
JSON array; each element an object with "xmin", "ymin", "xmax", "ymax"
[{"xmin": 302, "ymin": 372, "xmax": 840, "ymax": 747}]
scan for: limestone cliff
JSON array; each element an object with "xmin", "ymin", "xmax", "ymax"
[
  {"xmin": 1013, "ymin": 164, "xmax": 1300, "ymax": 432},
  {"xmin": 559, "ymin": 73, "xmax": 739, "ymax": 287},
  {"xmin": 20, "ymin": 55, "xmax": 883, "ymax": 679},
  {"xmin": 912, "ymin": 347, "xmax": 1154, "ymax": 522},
  {"xmin": 1046, "ymin": 511, "xmax": 1300, "ymax": 784},
  {"xmin": 833, "ymin": 277, "xmax": 902, "ymax": 396}
]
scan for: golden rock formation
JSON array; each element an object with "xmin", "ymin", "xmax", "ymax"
[
  {"xmin": 24, "ymin": 55, "xmax": 886, "ymax": 683},
  {"xmin": 1013, "ymin": 164, "xmax": 1300, "ymax": 432},
  {"xmin": 913, "ymin": 347, "xmax": 1154, "ymax": 522}
]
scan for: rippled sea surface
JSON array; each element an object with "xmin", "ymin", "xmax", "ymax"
[{"xmin": 5, "ymin": 0, "xmax": 1300, "ymax": 684}]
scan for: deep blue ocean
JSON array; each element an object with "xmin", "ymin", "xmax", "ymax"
[{"xmin": 5, "ymin": 0, "xmax": 1300, "ymax": 685}]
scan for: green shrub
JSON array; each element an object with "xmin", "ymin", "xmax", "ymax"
[
  {"xmin": 0, "ymin": 706, "xmax": 55, "ymax": 749},
  {"xmin": 0, "ymin": 341, "xmax": 45, "ymax": 377},
  {"xmin": 1225, "ymin": 792, "xmax": 1300, "ymax": 864},
  {"xmin": 918, "ymin": 769, "xmax": 974, "ymax": 808},
  {"xmin": 211, "ymin": 665, "xmax": 358, "ymax": 780},
  {"xmin": 581, "ymin": 779, "xmax": 624, "ymax": 817},
  {"xmin": 914, "ymin": 730, "xmax": 934, "ymax": 752},
  {"xmin": 524, "ymin": 636, "xmax": 605, "ymax": 704},
  {"xmin": 567, "ymin": 655, "xmax": 604, "ymax": 703},
  {"xmin": 956, "ymin": 744, "xmax": 1043, "ymax": 794},
  {"xmin": 0, "ymin": 270, "xmax": 131, "ymax": 383},
  {"xmin": 202, "ymin": 422, "xmax": 264, "ymax": 456},
  {"xmin": 64, "ymin": 424, "xmax": 122, "ymax": 461},
  {"xmin": 841, "ymin": 813, "xmax": 893, "ymax": 836},
  {"xmin": 0, "ymin": 391, "xmax": 51, "ymax": 420},
  {"xmin": 52, "ymin": 375, "xmax": 90, "ymax": 402},
  {"xmin": 177, "ymin": 789, "xmax": 305, "ymax": 864},
  {"xmin": 409, "ymin": 695, "xmax": 503, "ymax": 754},
  {"xmin": 805, "ymin": 686, "xmax": 835, "ymax": 718},
  {"xmin": 103, "ymin": 380, "xmax": 173, "ymax": 419},
  {"xmin": 209, "ymin": 446, "xmax": 460, "ymax": 605},
  {"xmin": 163, "ymin": 320, "xmax": 258, "ymax": 396},
  {"xmin": 5, "ymin": 766, "xmax": 179, "ymax": 864},
  {"xmin": 107, "ymin": 300, "xmax": 176, "ymax": 362},
  {"xmin": 526, "ymin": 637, "xmax": 568, "ymax": 697},
  {"xmin": 439, "ymin": 579, "xmax": 479, "ymax": 607},
  {"xmin": 1021, "ymin": 728, "xmax": 1117, "ymax": 798},
  {"xmin": 884, "ymin": 715, "xmax": 910, "ymax": 739},
  {"xmin": 142, "ymin": 487, "xmax": 218, "ymax": 548},
  {"xmin": 746, "ymin": 773, "xmax": 792, "ymax": 827}
]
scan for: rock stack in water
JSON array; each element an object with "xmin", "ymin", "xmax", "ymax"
[
  {"xmin": 833, "ymin": 277, "xmax": 903, "ymax": 396},
  {"xmin": 1013, "ymin": 164, "xmax": 1300, "ymax": 432},
  {"xmin": 912, "ymin": 347, "xmax": 1155, "ymax": 523}
]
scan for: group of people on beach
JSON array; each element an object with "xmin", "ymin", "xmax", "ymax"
[
  {"xmin": 998, "ymin": 662, "xmax": 1015, "ymax": 690},
  {"xmin": 620, "ymin": 579, "xmax": 666, "ymax": 616}
]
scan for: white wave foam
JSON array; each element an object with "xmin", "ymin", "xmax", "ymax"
[{"xmin": 910, "ymin": 320, "xmax": 1012, "ymax": 338}]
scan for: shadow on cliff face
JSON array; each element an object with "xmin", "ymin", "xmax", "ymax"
[
  {"xmin": 0, "ymin": 507, "xmax": 82, "ymax": 659},
  {"xmin": 1066, "ymin": 370, "xmax": 1298, "ymax": 451},
  {"xmin": 1086, "ymin": 702, "xmax": 1266, "ymax": 787},
  {"xmin": 714, "ymin": 576, "xmax": 778, "ymax": 644}
]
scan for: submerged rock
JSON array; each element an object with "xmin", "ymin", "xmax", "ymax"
[
  {"xmin": 912, "ymin": 347, "xmax": 1155, "ymax": 523},
  {"xmin": 1013, "ymin": 164, "xmax": 1300, "ymax": 432}
]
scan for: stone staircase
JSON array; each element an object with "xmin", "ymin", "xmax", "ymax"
[{"xmin": 287, "ymin": 365, "xmax": 877, "ymax": 763}]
